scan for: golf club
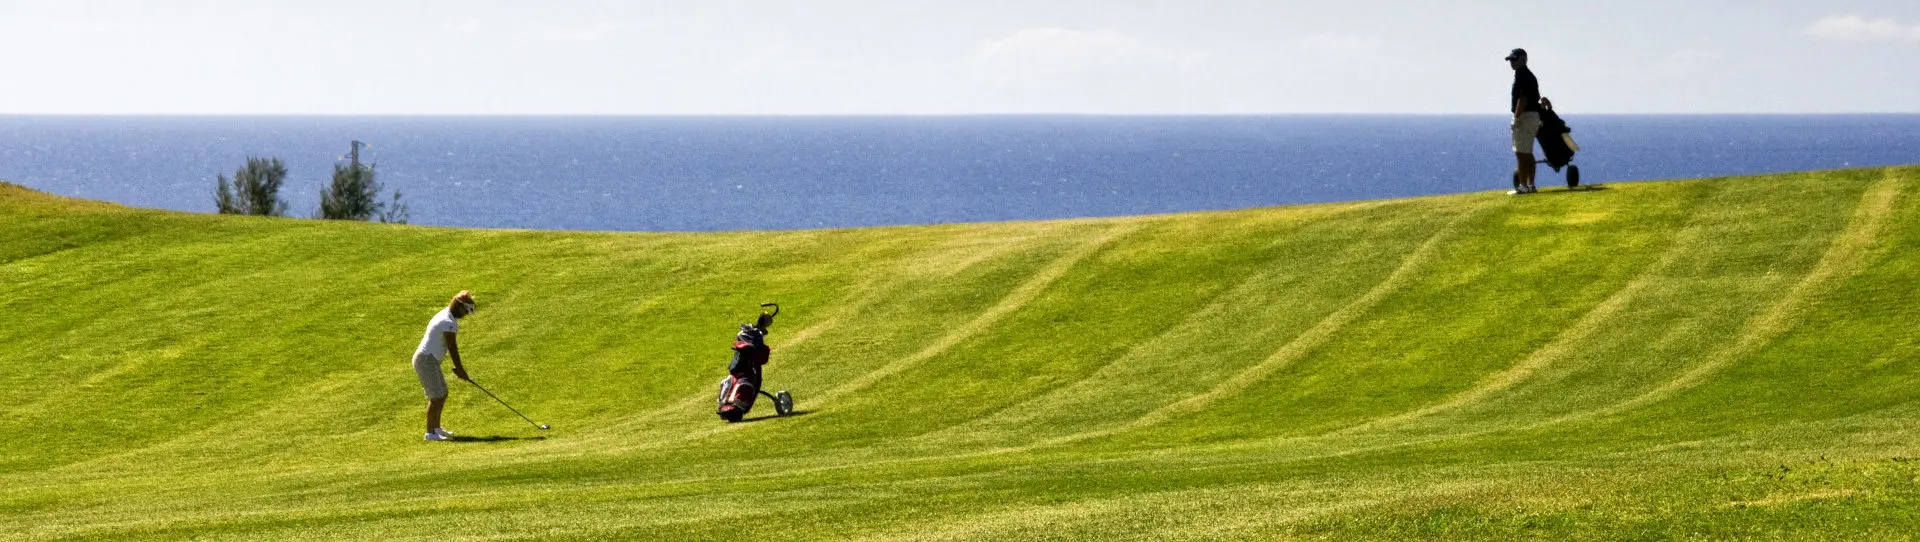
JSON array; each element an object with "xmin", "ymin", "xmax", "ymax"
[{"xmin": 465, "ymin": 378, "xmax": 550, "ymax": 430}]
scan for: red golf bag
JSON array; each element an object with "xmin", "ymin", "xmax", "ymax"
[{"xmin": 716, "ymin": 305, "xmax": 793, "ymax": 422}]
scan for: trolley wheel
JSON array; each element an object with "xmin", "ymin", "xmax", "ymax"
[
  {"xmin": 775, "ymin": 390, "xmax": 794, "ymax": 416},
  {"xmin": 1568, "ymin": 165, "xmax": 1581, "ymax": 188}
]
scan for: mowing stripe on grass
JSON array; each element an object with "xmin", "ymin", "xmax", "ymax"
[
  {"xmin": 34, "ymin": 375, "xmax": 370, "ymax": 477},
  {"xmin": 588, "ymin": 272, "xmax": 907, "ymax": 434},
  {"xmin": 909, "ymin": 203, "xmax": 1453, "ymax": 451},
  {"xmin": 912, "ymin": 266, "xmax": 1290, "ymax": 441},
  {"xmin": 1569, "ymin": 169, "xmax": 1907, "ymax": 421},
  {"xmin": 1055, "ymin": 201, "xmax": 1491, "ymax": 443},
  {"xmin": 548, "ymin": 228, "xmax": 1048, "ymax": 444},
  {"xmin": 588, "ymin": 224, "xmax": 1138, "ymax": 452},
  {"xmin": 783, "ymin": 200, "xmax": 1489, "ymax": 467},
  {"xmin": 1336, "ymin": 182, "xmax": 1730, "ymax": 435},
  {"xmin": 803, "ymin": 224, "xmax": 1138, "ymax": 407},
  {"xmin": 846, "ymin": 483, "xmax": 1392, "ymax": 541},
  {"xmin": 11, "ymin": 171, "xmax": 1920, "ymax": 539},
  {"xmin": 434, "ymin": 226, "xmax": 1109, "ymax": 463},
  {"xmin": 1272, "ymin": 169, "xmax": 1907, "ymax": 457},
  {"xmin": 792, "ymin": 200, "xmax": 1479, "ymax": 470},
  {"xmin": 7, "ymin": 346, "xmax": 183, "ymax": 419},
  {"xmin": 546, "ymin": 213, "xmax": 1456, "ymax": 485},
  {"xmin": 1187, "ymin": 171, "xmax": 1907, "ymax": 466}
]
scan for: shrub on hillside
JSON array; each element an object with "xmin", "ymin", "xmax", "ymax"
[
  {"xmin": 378, "ymin": 190, "xmax": 410, "ymax": 224},
  {"xmin": 213, "ymin": 157, "xmax": 290, "ymax": 217},
  {"xmin": 318, "ymin": 163, "xmax": 379, "ymax": 221},
  {"xmin": 317, "ymin": 164, "xmax": 406, "ymax": 224},
  {"xmin": 318, "ymin": 141, "xmax": 408, "ymax": 224}
]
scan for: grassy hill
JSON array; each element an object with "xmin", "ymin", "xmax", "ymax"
[{"xmin": 3, "ymin": 167, "xmax": 1919, "ymax": 540}]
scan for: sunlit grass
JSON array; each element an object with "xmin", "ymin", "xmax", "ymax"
[{"xmin": 2, "ymin": 168, "xmax": 1918, "ymax": 539}]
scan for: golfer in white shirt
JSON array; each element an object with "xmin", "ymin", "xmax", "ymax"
[{"xmin": 414, "ymin": 290, "xmax": 475, "ymax": 442}]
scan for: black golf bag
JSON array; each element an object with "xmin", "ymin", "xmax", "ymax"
[
  {"xmin": 1533, "ymin": 101, "xmax": 1583, "ymax": 187},
  {"xmin": 716, "ymin": 305, "xmax": 793, "ymax": 422}
]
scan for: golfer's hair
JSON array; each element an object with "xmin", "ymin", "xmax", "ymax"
[{"xmin": 449, "ymin": 290, "xmax": 475, "ymax": 311}]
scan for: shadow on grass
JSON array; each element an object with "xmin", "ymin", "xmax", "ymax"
[
  {"xmin": 449, "ymin": 435, "xmax": 547, "ymax": 443},
  {"xmin": 735, "ymin": 410, "xmax": 814, "ymax": 424},
  {"xmin": 1528, "ymin": 184, "xmax": 1610, "ymax": 196}
]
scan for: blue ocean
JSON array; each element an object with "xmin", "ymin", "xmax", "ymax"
[{"xmin": 2, "ymin": 115, "xmax": 1916, "ymax": 231}]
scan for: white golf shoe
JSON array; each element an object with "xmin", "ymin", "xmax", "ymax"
[
  {"xmin": 424, "ymin": 431, "xmax": 451, "ymax": 442},
  {"xmin": 434, "ymin": 427, "xmax": 456, "ymax": 439}
]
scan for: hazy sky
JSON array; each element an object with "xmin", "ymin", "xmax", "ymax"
[{"xmin": 1, "ymin": 1, "xmax": 1916, "ymax": 114}]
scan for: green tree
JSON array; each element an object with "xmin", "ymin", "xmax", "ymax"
[
  {"xmin": 213, "ymin": 178, "xmax": 241, "ymax": 214},
  {"xmin": 317, "ymin": 141, "xmax": 407, "ymax": 224},
  {"xmin": 212, "ymin": 157, "xmax": 289, "ymax": 217},
  {"xmin": 378, "ymin": 189, "xmax": 410, "ymax": 224},
  {"xmin": 317, "ymin": 163, "xmax": 382, "ymax": 221}
]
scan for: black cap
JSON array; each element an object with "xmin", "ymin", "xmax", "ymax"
[{"xmin": 1505, "ymin": 48, "xmax": 1528, "ymax": 61}]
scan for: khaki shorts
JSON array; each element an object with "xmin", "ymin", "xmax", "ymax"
[
  {"xmin": 1511, "ymin": 111, "xmax": 1542, "ymax": 154},
  {"xmin": 413, "ymin": 352, "xmax": 448, "ymax": 400}
]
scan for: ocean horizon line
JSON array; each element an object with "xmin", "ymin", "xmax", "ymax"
[
  {"xmin": 6, "ymin": 114, "xmax": 1916, "ymax": 231},
  {"xmin": 3, "ymin": 112, "xmax": 1919, "ymax": 119}
]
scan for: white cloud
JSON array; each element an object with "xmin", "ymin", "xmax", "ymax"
[
  {"xmin": 1667, "ymin": 49, "xmax": 1724, "ymax": 62},
  {"xmin": 1292, "ymin": 33, "xmax": 1383, "ymax": 57},
  {"xmin": 542, "ymin": 22, "xmax": 620, "ymax": 43},
  {"xmin": 972, "ymin": 28, "xmax": 1209, "ymax": 87},
  {"xmin": 442, "ymin": 19, "xmax": 482, "ymax": 34},
  {"xmin": 1805, "ymin": 15, "xmax": 1920, "ymax": 43}
]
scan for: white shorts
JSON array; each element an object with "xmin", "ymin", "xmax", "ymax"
[
  {"xmin": 413, "ymin": 352, "xmax": 448, "ymax": 400},
  {"xmin": 1511, "ymin": 112, "xmax": 1542, "ymax": 154}
]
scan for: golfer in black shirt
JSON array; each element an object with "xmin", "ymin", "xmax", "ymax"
[{"xmin": 1508, "ymin": 48, "xmax": 1543, "ymax": 194}]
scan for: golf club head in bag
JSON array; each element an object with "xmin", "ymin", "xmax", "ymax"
[{"xmin": 756, "ymin": 302, "xmax": 779, "ymax": 330}]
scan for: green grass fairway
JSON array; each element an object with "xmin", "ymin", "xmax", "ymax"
[{"xmin": 5, "ymin": 167, "xmax": 1920, "ymax": 540}]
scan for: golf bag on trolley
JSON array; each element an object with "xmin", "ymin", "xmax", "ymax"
[
  {"xmin": 716, "ymin": 303, "xmax": 793, "ymax": 422},
  {"xmin": 1533, "ymin": 97, "xmax": 1583, "ymax": 188}
]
